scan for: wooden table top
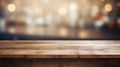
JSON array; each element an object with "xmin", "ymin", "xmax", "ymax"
[{"xmin": 0, "ymin": 40, "xmax": 120, "ymax": 58}]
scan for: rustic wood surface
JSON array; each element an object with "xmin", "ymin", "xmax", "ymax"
[{"xmin": 0, "ymin": 40, "xmax": 120, "ymax": 58}]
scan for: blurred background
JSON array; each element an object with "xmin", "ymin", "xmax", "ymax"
[{"xmin": 0, "ymin": 0, "xmax": 120, "ymax": 40}]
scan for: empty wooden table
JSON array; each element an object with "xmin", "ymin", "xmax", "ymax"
[{"xmin": 0, "ymin": 40, "xmax": 120, "ymax": 58}]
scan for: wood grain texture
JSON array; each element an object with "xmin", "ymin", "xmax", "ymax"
[{"xmin": 0, "ymin": 40, "xmax": 120, "ymax": 58}]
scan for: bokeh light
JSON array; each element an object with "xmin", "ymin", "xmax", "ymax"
[
  {"xmin": 69, "ymin": 2, "xmax": 77, "ymax": 10},
  {"xmin": 8, "ymin": 27, "xmax": 16, "ymax": 34},
  {"xmin": 100, "ymin": 0, "xmax": 105, "ymax": 2},
  {"xmin": 7, "ymin": 3, "xmax": 16, "ymax": 12},
  {"xmin": 105, "ymin": 3, "xmax": 113, "ymax": 12},
  {"xmin": 78, "ymin": 31, "xmax": 88, "ymax": 39},
  {"xmin": 0, "ymin": 0, "xmax": 120, "ymax": 40},
  {"xmin": 91, "ymin": 5, "xmax": 99, "ymax": 17},
  {"xmin": 59, "ymin": 27, "xmax": 68, "ymax": 37},
  {"xmin": 58, "ymin": 8, "xmax": 67, "ymax": 16}
]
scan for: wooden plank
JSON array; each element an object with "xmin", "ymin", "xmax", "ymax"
[{"xmin": 0, "ymin": 40, "xmax": 120, "ymax": 58}]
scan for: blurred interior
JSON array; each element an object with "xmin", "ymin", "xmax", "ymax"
[{"xmin": 0, "ymin": 0, "xmax": 120, "ymax": 40}]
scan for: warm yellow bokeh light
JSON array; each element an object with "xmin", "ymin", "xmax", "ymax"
[
  {"xmin": 8, "ymin": 3, "xmax": 16, "ymax": 12},
  {"xmin": 69, "ymin": 3, "xmax": 77, "ymax": 10},
  {"xmin": 105, "ymin": 3, "xmax": 113, "ymax": 12},
  {"xmin": 58, "ymin": 8, "xmax": 67, "ymax": 16},
  {"xmin": 8, "ymin": 27, "xmax": 16, "ymax": 34},
  {"xmin": 100, "ymin": 0, "xmax": 105, "ymax": 2},
  {"xmin": 78, "ymin": 31, "xmax": 88, "ymax": 38},
  {"xmin": 82, "ymin": 0, "xmax": 87, "ymax": 1},
  {"xmin": 26, "ymin": 27, "xmax": 36, "ymax": 35},
  {"xmin": 59, "ymin": 27, "xmax": 68, "ymax": 37}
]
